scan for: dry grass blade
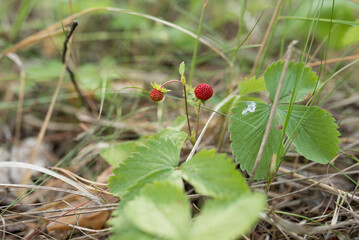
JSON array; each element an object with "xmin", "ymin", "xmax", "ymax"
[
  {"xmin": 249, "ymin": 40, "xmax": 298, "ymax": 184},
  {"xmin": 6, "ymin": 53, "xmax": 25, "ymax": 144},
  {"xmin": 278, "ymin": 166, "xmax": 359, "ymax": 202},
  {"xmin": 0, "ymin": 162, "xmax": 103, "ymax": 204},
  {"xmin": 307, "ymin": 54, "xmax": 359, "ymax": 67},
  {"xmin": 51, "ymin": 167, "xmax": 108, "ymax": 187},
  {"xmin": 0, "ymin": 28, "xmax": 68, "ymax": 59},
  {"xmin": 0, "ymin": 214, "xmax": 5, "ymax": 240},
  {"xmin": 186, "ymin": 90, "xmax": 239, "ymax": 161},
  {"xmin": 0, "ymin": 183, "xmax": 98, "ymax": 199}
]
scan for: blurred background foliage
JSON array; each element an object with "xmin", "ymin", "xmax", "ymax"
[{"xmin": 0, "ymin": 0, "xmax": 358, "ymax": 111}]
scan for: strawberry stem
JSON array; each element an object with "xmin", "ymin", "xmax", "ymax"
[
  {"xmin": 196, "ymin": 102, "xmax": 201, "ymax": 140},
  {"xmin": 183, "ymin": 84, "xmax": 192, "ymax": 137},
  {"xmin": 160, "ymin": 79, "xmax": 182, "ymax": 88}
]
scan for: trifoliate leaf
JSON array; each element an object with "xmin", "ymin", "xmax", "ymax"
[
  {"xmin": 190, "ymin": 192, "xmax": 266, "ymax": 240},
  {"xmin": 264, "ymin": 61, "xmax": 317, "ymax": 104},
  {"xmin": 278, "ymin": 105, "xmax": 341, "ymax": 163},
  {"xmin": 238, "ymin": 76, "xmax": 266, "ymax": 95},
  {"xmin": 100, "ymin": 141, "xmax": 139, "ymax": 167},
  {"xmin": 181, "ymin": 150, "xmax": 249, "ymax": 199},
  {"xmin": 229, "ymin": 101, "xmax": 283, "ymax": 179},
  {"xmin": 124, "ymin": 182, "xmax": 190, "ymax": 239},
  {"xmin": 108, "ymin": 138, "xmax": 182, "ymax": 197}
]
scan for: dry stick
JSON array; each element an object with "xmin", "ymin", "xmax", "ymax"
[
  {"xmin": 61, "ymin": 21, "xmax": 92, "ymax": 112},
  {"xmin": 250, "ymin": 0, "xmax": 284, "ymax": 77},
  {"xmin": 248, "ymin": 40, "xmax": 298, "ymax": 186},
  {"xmin": 307, "ymin": 54, "xmax": 359, "ymax": 67},
  {"xmin": 6, "ymin": 53, "xmax": 25, "ymax": 144},
  {"xmin": 68, "ymin": 0, "xmax": 79, "ymax": 66},
  {"xmin": 20, "ymin": 21, "xmax": 78, "ymax": 187}
]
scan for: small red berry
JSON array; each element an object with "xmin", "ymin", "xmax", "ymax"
[
  {"xmin": 150, "ymin": 89, "xmax": 164, "ymax": 102},
  {"xmin": 194, "ymin": 83, "xmax": 213, "ymax": 101}
]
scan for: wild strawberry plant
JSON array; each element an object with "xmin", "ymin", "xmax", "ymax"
[
  {"xmin": 105, "ymin": 60, "xmax": 341, "ymax": 239},
  {"xmin": 230, "ymin": 61, "xmax": 341, "ymax": 179}
]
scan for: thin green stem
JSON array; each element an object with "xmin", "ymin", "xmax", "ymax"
[
  {"xmin": 183, "ymin": 84, "xmax": 192, "ymax": 136},
  {"xmin": 188, "ymin": 0, "xmax": 208, "ymax": 87},
  {"xmin": 196, "ymin": 103, "xmax": 201, "ymax": 140},
  {"xmin": 278, "ymin": 16, "xmax": 359, "ymax": 26},
  {"xmin": 250, "ymin": 0, "xmax": 284, "ymax": 77}
]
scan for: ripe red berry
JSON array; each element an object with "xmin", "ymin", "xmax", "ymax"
[
  {"xmin": 150, "ymin": 89, "xmax": 164, "ymax": 102},
  {"xmin": 194, "ymin": 83, "xmax": 213, "ymax": 101}
]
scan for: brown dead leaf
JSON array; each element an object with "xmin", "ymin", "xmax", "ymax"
[{"xmin": 45, "ymin": 194, "xmax": 110, "ymax": 232}]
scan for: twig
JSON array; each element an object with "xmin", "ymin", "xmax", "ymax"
[
  {"xmin": 61, "ymin": 21, "xmax": 92, "ymax": 112},
  {"xmin": 20, "ymin": 21, "xmax": 78, "ymax": 188},
  {"xmin": 248, "ymin": 40, "xmax": 298, "ymax": 185},
  {"xmin": 61, "ymin": 21, "xmax": 78, "ymax": 63}
]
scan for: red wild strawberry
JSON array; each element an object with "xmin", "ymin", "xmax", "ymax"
[
  {"xmin": 150, "ymin": 89, "xmax": 164, "ymax": 102},
  {"xmin": 194, "ymin": 83, "xmax": 213, "ymax": 101}
]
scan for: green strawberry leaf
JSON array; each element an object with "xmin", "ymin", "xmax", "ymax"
[
  {"xmin": 238, "ymin": 96, "xmax": 267, "ymax": 104},
  {"xmin": 229, "ymin": 101, "xmax": 283, "ymax": 179},
  {"xmin": 180, "ymin": 149, "xmax": 249, "ymax": 199},
  {"xmin": 110, "ymin": 182, "xmax": 266, "ymax": 240},
  {"xmin": 151, "ymin": 128, "xmax": 187, "ymax": 150},
  {"xmin": 108, "ymin": 138, "xmax": 182, "ymax": 198},
  {"xmin": 264, "ymin": 61, "xmax": 317, "ymax": 104},
  {"xmin": 110, "ymin": 209, "xmax": 159, "ymax": 240},
  {"xmin": 278, "ymin": 105, "xmax": 341, "ymax": 163},
  {"xmin": 238, "ymin": 76, "xmax": 266, "ymax": 95},
  {"xmin": 124, "ymin": 182, "xmax": 190, "ymax": 239},
  {"xmin": 100, "ymin": 141, "xmax": 139, "ymax": 167},
  {"xmin": 190, "ymin": 192, "xmax": 266, "ymax": 240}
]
